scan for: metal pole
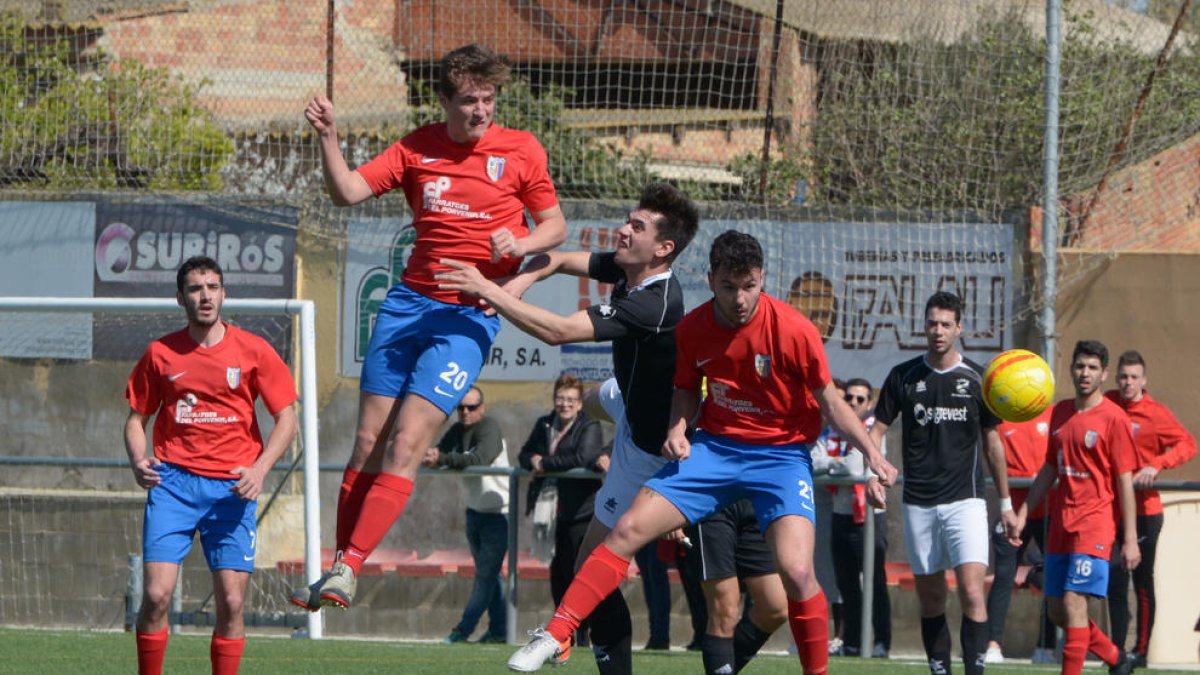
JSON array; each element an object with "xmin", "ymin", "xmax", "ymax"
[
  {"xmin": 326, "ymin": 0, "xmax": 336, "ymax": 101},
  {"xmin": 860, "ymin": 504, "xmax": 875, "ymax": 659},
  {"xmin": 299, "ymin": 301, "xmax": 324, "ymax": 639},
  {"xmin": 758, "ymin": 0, "xmax": 786, "ymax": 203},
  {"xmin": 1040, "ymin": 0, "xmax": 1061, "ymax": 370},
  {"xmin": 506, "ymin": 471, "xmax": 522, "ymax": 645}
]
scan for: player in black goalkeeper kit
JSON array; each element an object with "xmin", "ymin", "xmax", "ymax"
[{"xmin": 868, "ymin": 291, "xmax": 1019, "ymax": 675}]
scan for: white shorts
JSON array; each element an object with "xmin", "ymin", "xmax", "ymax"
[
  {"xmin": 902, "ymin": 498, "xmax": 989, "ymax": 575},
  {"xmin": 593, "ymin": 378, "xmax": 668, "ymax": 529}
]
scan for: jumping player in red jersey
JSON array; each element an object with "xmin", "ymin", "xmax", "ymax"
[
  {"xmin": 126, "ymin": 256, "xmax": 298, "ymax": 675},
  {"xmin": 1014, "ymin": 340, "xmax": 1140, "ymax": 675},
  {"xmin": 1104, "ymin": 350, "xmax": 1196, "ymax": 667},
  {"xmin": 503, "ymin": 230, "xmax": 897, "ymax": 673},
  {"xmin": 289, "ymin": 44, "xmax": 566, "ymax": 611}
]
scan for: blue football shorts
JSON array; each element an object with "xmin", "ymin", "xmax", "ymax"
[
  {"xmin": 360, "ymin": 282, "xmax": 501, "ymax": 415},
  {"xmin": 143, "ymin": 463, "xmax": 257, "ymax": 572},
  {"xmin": 1044, "ymin": 551, "xmax": 1111, "ymax": 598},
  {"xmin": 645, "ymin": 429, "xmax": 817, "ymax": 532}
]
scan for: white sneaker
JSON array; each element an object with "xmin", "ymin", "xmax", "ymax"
[
  {"xmin": 827, "ymin": 637, "xmax": 844, "ymax": 656},
  {"xmin": 1031, "ymin": 647, "xmax": 1057, "ymax": 664},
  {"xmin": 985, "ymin": 646, "xmax": 1005, "ymax": 664},
  {"xmin": 507, "ymin": 628, "xmax": 570, "ymax": 672}
]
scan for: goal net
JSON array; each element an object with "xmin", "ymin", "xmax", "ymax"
[
  {"xmin": 5, "ymin": 0, "xmax": 1197, "ymax": 367},
  {"xmin": 0, "ymin": 298, "xmax": 322, "ymax": 637}
]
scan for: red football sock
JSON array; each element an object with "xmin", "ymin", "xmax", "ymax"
[
  {"xmin": 343, "ymin": 473, "xmax": 413, "ymax": 574},
  {"xmin": 545, "ymin": 543, "xmax": 631, "ymax": 643},
  {"xmin": 136, "ymin": 627, "xmax": 169, "ymax": 675},
  {"xmin": 1088, "ymin": 619, "xmax": 1120, "ymax": 665},
  {"xmin": 210, "ymin": 634, "xmax": 245, "ymax": 675},
  {"xmin": 336, "ymin": 467, "xmax": 377, "ymax": 551},
  {"xmin": 788, "ymin": 590, "xmax": 829, "ymax": 675},
  {"xmin": 1062, "ymin": 626, "xmax": 1088, "ymax": 675}
]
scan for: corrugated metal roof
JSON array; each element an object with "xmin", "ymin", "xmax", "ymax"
[{"xmin": 723, "ymin": 0, "xmax": 1185, "ymax": 54}]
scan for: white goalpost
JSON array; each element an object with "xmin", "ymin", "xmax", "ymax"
[{"xmin": 0, "ymin": 297, "xmax": 324, "ymax": 639}]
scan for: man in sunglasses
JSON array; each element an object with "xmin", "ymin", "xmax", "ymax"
[
  {"xmin": 422, "ymin": 385, "xmax": 511, "ymax": 644},
  {"xmin": 826, "ymin": 378, "xmax": 892, "ymax": 658}
]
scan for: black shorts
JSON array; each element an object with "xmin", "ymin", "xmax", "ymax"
[{"xmin": 685, "ymin": 498, "xmax": 777, "ymax": 581}]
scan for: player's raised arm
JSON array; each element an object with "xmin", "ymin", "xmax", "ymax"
[
  {"xmin": 304, "ymin": 95, "xmax": 374, "ymax": 207},
  {"xmin": 491, "ymin": 205, "xmax": 567, "ymax": 262}
]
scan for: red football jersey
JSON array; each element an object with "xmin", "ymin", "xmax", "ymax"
[
  {"xmin": 675, "ymin": 293, "xmax": 831, "ymax": 445},
  {"xmin": 1045, "ymin": 398, "xmax": 1136, "ymax": 558},
  {"xmin": 126, "ymin": 324, "xmax": 298, "ymax": 478},
  {"xmin": 1105, "ymin": 389, "xmax": 1198, "ymax": 516},
  {"xmin": 357, "ymin": 122, "xmax": 559, "ymax": 305},
  {"xmin": 998, "ymin": 407, "xmax": 1052, "ymax": 518}
]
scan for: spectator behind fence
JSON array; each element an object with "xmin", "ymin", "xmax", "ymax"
[
  {"xmin": 1105, "ymin": 350, "xmax": 1197, "ymax": 668},
  {"xmin": 518, "ymin": 373, "xmax": 607, "ymax": 647},
  {"xmin": 423, "ymin": 385, "xmax": 510, "ymax": 644},
  {"xmin": 125, "ymin": 256, "xmax": 298, "ymax": 675},
  {"xmin": 809, "ymin": 378, "xmax": 847, "ymax": 656},
  {"xmin": 827, "ymin": 377, "xmax": 892, "ymax": 658}
]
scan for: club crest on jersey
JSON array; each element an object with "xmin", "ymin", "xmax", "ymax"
[
  {"xmin": 955, "ymin": 378, "xmax": 969, "ymax": 395},
  {"xmin": 1131, "ymin": 422, "xmax": 1141, "ymax": 438},
  {"xmin": 1084, "ymin": 430, "xmax": 1099, "ymax": 449},
  {"xmin": 486, "ymin": 156, "xmax": 506, "ymax": 182},
  {"xmin": 916, "ymin": 380, "xmax": 927, "ymax": 392},
  {"xmin": 754, "ymin": 354, "xmax": 771, "ymax": 378},
  {"xmin": 1037, "ymin": 421, "xmax": 1049, "ymax": 436},
  {"xmin": 226, "ymin": 367, "xmax": 241, "ymax": 389}
]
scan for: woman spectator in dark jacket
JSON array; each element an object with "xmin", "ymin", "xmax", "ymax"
[{"xmin": 519, "ymin": 373, "xmax": 608, "ymax": 644}]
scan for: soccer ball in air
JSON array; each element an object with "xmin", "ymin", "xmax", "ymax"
[{"xmin": 982, "ymin": 349, "xmax": 1055, "ymax": 422}]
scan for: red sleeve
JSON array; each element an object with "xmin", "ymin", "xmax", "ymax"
[
  {"xmin": 800, "ymin": 320, "xmax": 832, "ymax": 393},
  {"xmin": 1148, "ymin": 402, "xmax": 1198, "ymax": 471},
  {"xmin": 356, "ymin": 141, "xmax": 409, "ymax": 198},
  {"xmin": 1110, "ymin": 412, "xmax": 1138, "ymax": 476},
  {"xmin": 125, "ymin": 346, "xmax": 162, "ymax": 416},
  {"xmin": 517, "ymin": 135, "xmax": 559, "ymax": 213},
  {"xmin": 250, "ymin": 339, "xmax": 298, "ymax": 415},
  {"xmin": 673, "ymin": 314, "xmax": 702, "ymax": 391}
]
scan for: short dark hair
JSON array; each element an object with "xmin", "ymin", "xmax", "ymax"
[
  {"xmin": 709, "ymin": 230, "xmax": 763, "ymax": 276},
  {"xmin": 844, "ymin": 377, "xmax": 873, "ymax": 393},
  {"xmin": 177, "ymin": 256, "xmax": 223, "ymax": 294},
  {"xmin": 924, "ymin": 291, "xmax": 963, "ymax": 323},
  {"xmin": 1117, "ymin": 350, "xmax": 1145, "ymax": 370},
  {"xmin": 831, "ymin": 377, "xmax": 847, "ymax": 392},
  {"xmin": 638, "ymin": 182, "xmax": 698, "ymax": 263},
  {"xmin": 1072, "ymin": 340, "xmax": 1109, "ymax": 368},
  {"xmin": 438, "ymin": 44, "xmax": 511, "ymax": 98}
]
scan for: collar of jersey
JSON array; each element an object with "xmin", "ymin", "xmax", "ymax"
[
  {"xmin": 625, "ymin": 268, "xmax": 672, "ymax": 292},
  {"xmin": 922, "ymin": 353, "xmax": 964, "ymax": 375}
]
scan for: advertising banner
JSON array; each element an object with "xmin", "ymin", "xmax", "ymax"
[{"xmin": 341, "ymin": 218, "xmax": 1013, "ymax": 387}]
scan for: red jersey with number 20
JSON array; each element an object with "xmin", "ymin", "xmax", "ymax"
[
  {"xmin": 674, "ymin": 293, "xmax": 831, "ymax": 445},
  {"xmin": 126, "ymin": 324, "xmax": 298, "ymax": 478},
  {"xmin": 356, "ymin": 122, "xmax": 559, "ymax": 305},
  {"xmin": 1045, "ymin": 397, "xmax": 1136, "ymax": 558}
]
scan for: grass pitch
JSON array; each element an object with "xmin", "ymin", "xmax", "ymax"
[{"xmin": 0, "ymin": 628, "xmax": 1195, "ymax": 674}]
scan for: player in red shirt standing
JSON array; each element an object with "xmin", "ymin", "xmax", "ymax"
[
  {"xmin": 126, "ymin": 256, "xmax": 298, "ymax": 675},
  {"xmin": 506, "ymin": 230, "xmax": 897, "ymax": 673},
  {"xmin": 1105, "ymin": 350, "xmax": 1197, "ymax": 667},
  {"xmin": 1014, "ymin": 340, "xmax": 1140, "ymax": 675},
  {"xmin": 289, "ymin": 44, "xmax": 566, "ymax": 610},
  {"xmin": 984, "ymin": 408, "xmax": 1058, "ymax": 664}
]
